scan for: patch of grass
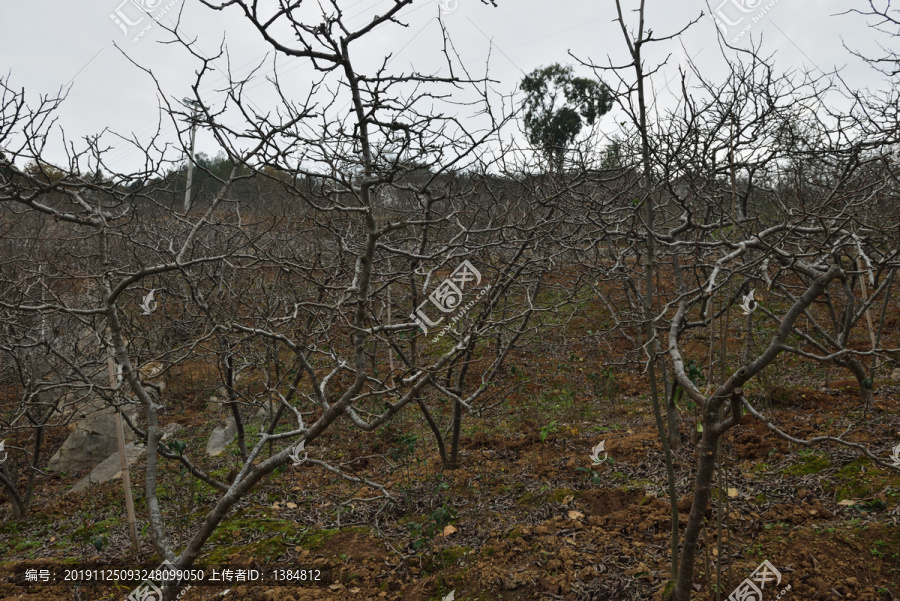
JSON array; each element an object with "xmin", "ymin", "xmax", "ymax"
[
  {"xmin": 749, "ymin": 493, "xmax": 768, "ymax": 506},
  {"xmin": 12, "ymin": 540, "xmax": 40, "ymax": 553},
  {"xmin": 203, "ymin": 514, "xmax": 299, "ymax": 563},
  {"xmin": 72, "ymin": 516, "xmax": 122, "ymax": 540},
  {"xmin": 431, "ymin": 546, "xmax": 471, "ymax": 568},
  {"xmin": 546, "ymin": 488, "xmax": 579, "ymax": 504},
  {"xmin": 539, "ymin": 420, "xmax": 559, "ymax": 443},
  {"xmin": 782, "ymin": 454, "xmax": 831, "ymax": 476},
  {"xmin": 505, "ymin": 526, "xmax": 523, "ymax": 539},
  {"xmin": 829, "ymin": 458, "xmax": 900, "ymax": 501},
  {"xmin": 516, "ymin": 484, "xmax": 549, "ymax": 507},
  {"xmin": 292, "ymin": 525, "xmax": 372, "ymax": 552}
]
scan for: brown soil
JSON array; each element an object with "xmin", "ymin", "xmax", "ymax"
[{"xmin": 2, "ymin": 323, "xmax": 900, "ymax": 601}]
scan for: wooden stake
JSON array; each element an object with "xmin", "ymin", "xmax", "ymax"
[
  {"xmin": 857, "ymin": 256, "xmax": 877, "ymax": 351},
  {"xmin": 108, "ymin": 345, "xmax": 140, "ymax": 553}
]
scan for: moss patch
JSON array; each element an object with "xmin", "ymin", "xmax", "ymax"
[
  {"xmin": 782, "ymin": 454, "xmax": 831, "ymax": 476},
  {"xmin": 547, "ymin": 488, "xmax": 579, "ymax": 503},
  {"xmin": 296, "ymin": 526, "xmax": 371, "ymax": 551},
  {"xmin": 826, "ymin": 458, "xmax": 900, "ymax": 501},
  {"xmin": 430, "ymin": 546, "xmax": 471, "ymax": 569},
  {"xmin": 516, "ymin": 487, "xmax": 578, "ymax": 507},
  {"xmin": 202, "ymin": 514, "xmax": 295, "ymax": 563}
]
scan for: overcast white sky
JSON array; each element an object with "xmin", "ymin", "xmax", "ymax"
[{"xmin": 0, "ymin": 1, "xmax": 891, "ymax": 173}]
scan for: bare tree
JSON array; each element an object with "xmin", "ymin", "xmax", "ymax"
[
  {"xmin": 570, "ymin": 2, "xmax": 900, "ymax": 597},
  {"xmin": 0, "ymin": 2, "xmax": 565, "ymax": 598}
]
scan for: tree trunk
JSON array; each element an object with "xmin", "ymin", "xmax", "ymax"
[
  {"xmin": 447, "ymin": 397, "xmax": 462, "ymax": 470},
  {"xmin": 667, "ymin": 385, "xmax": 682, "ymax": 452},
  {"xmin": 418, "ymin": 396, "xmax": 449, "ymax": 469},
  {"xmin": 225, "ymin": 350, "xmax": 249, "ymax": 461},
  {"xmin": 0, "ymin": 468, "xmax": 27, "ymax": 518},
  {"xmin": 673, "ymin": 431, "xmax": 721, "ymax": 601}
]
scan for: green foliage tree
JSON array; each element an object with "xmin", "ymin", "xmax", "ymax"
[{"xmin": 520, "ymin": 63, "xmax": 613, "ymax": 171}]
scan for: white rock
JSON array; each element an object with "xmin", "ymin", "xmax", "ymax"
[
  {"xmin": 68, "ymin": 423, "xmax": 182, "ymax": 492},
  {"xmin": 47, "ymin": 403, "xmax": 138, "ymax": 473},
  {"xmin": 206, "ymin": 418, "xmax": 238, "ymax": 456}
]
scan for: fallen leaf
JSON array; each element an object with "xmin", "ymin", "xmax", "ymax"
[
  {"xmin": 562, "ymin": 494, "xmax": 574, "ymax": 504},
  {"xmin": 349, "ymin": 587, "xmax": 361, "ymax": 594},
  {"xmin": 567, "ymin": 510, "xmax": 585, "ymax": 520},
  {"xmin": 727, "ymin": 488, "xmax": 739, "ymax": 498},
  {"xmin": 286, "ymin": 502, "xmax": 297, "ymax": 509},
  {"xmin": 443, "ymin": 524, "xmax": 458, "ymax": 536},
  {"xmin": 837, "ymin": 499, "xmax": 856, "ymax": 506}
]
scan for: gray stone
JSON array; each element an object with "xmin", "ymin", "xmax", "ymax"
[
  {"xmin": 207, "ymin": 396, "xmax": 223, "ymax": 416},
  {"xmin": 255, "ymin": 400, "xmax": 276, "ymax": 423},
  {"xmin": 157, "ymin": 422, "xmax": 183, "ymax": 441},
  {"xmin": 206, "ymin": 418, "xmax": 237, "ymax": 456},
  {"xmin": 47, "ymin": 403, "xmax": 138, "ymax": 473},
  {"xmin": 207, "ymin": 387, "xmax": 230, "ymax": 416},
  {"xmin": 69, "ymin": 442, "xmax": 145, "ymax": 492},
  {"xmin": 68, "ymin": 423, "xmax": 182, "ymax": 493}
]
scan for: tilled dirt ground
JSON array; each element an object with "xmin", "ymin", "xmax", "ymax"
[{"xmin": 2, "ymin": 381, "xmax": 900, "ymax": 601}]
